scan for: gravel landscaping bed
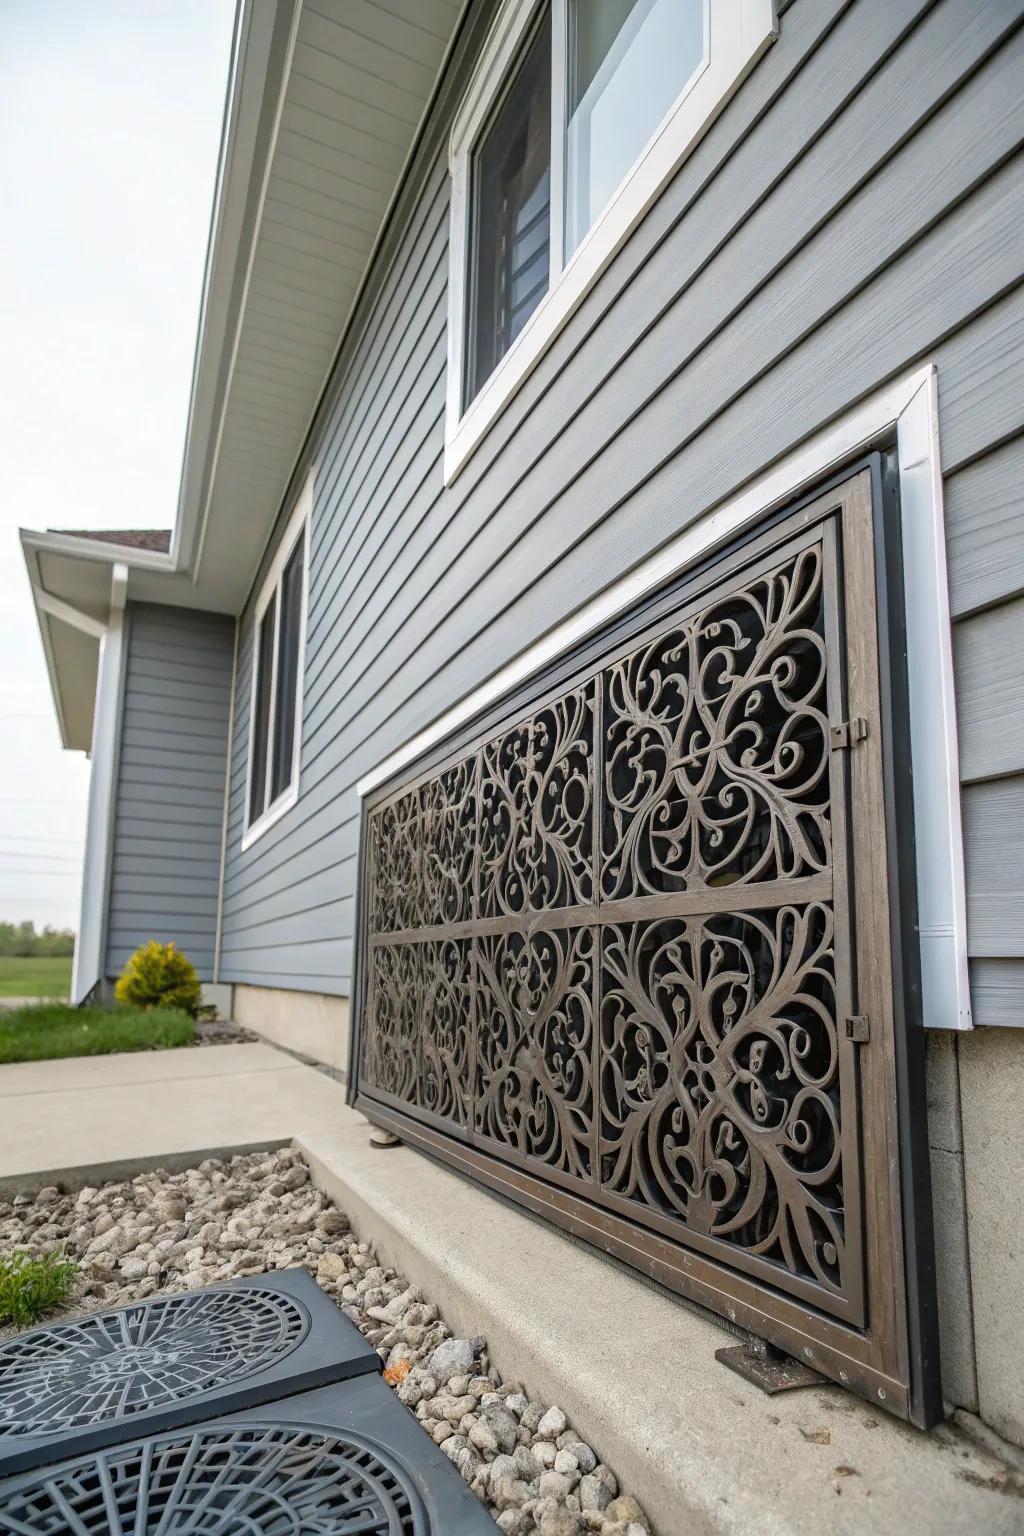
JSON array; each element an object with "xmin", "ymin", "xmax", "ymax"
[
  {"xmin": 0, "ymin": 1147, "xmax": 652, "ymax": 1535},
  {"xmin": 189, "ymin": 1018, "xmax": 257, "ymax": 1047}
]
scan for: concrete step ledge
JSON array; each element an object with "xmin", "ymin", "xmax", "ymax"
[{"xmin": 300, "ymin": 1113, "xmax": 1022, "ymax": 1536}]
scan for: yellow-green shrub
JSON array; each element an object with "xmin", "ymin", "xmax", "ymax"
[{"xmin": 115, "ymin": 941, "xmax": 201, "ymax": 1017}]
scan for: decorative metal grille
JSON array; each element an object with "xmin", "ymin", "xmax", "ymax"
[
  {"xmin": 0, "ymin": 1424, "xmax": 422, "ymax": 1535},
  {"xmin": 362, "ymin": 531, "xmax": 862, "ymax": 1323},
  {"xmin": 0, "ymin": 1290, "xmax": 308, "ymax": 1439},
  {"xmin": 357, "ymin": 472, "xmax": 945, "ymax": 1425}
]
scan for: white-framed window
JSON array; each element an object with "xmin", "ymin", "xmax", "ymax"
[
  {"xmin": 242, "ymin": 473, "xmax": 311, "ymax": 851},
  {"xmin": 445, "ymin": 0, "xmax": 777, "ymax": 482}
]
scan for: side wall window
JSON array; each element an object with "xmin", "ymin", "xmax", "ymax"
[
  {"xmin": 445, "ymin": 0, "xmax": 776, "ymax": 480},
  {"xmin": 244, "ymin": 477, "xmax": 311, "ymax": 848}
]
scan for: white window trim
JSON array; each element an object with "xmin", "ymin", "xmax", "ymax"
[
  {"xmin": 444, "ymin": 0, "xmax": 778, "ymax": 484},
  {"xmin": 241, "ymin": 470, "xmax": 312, "ymax": 852},
  {"xmin": 360, "ymin": 364, "xmax": 973, "ymax": 1033}
]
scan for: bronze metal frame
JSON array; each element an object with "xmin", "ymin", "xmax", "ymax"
[{"xmin": 349, "ymin": 464, "xmax": 941, "ymax": 1426}]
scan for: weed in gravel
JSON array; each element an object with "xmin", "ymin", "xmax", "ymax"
[{"xmin": 0, "ymin": 1249, "xmax": 78, "ymax": 1326}]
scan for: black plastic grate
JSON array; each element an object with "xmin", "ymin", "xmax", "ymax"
[
  {"xmin": 0, "ymin": 1288, "xmax": 307, "ymax": 1437},
  {"xmin": 0, "ymin": 1422, "xmax": 424, "ymax": 1535},
  {"xmin": 0, "ymin": 1272, "xmax": 382, "ymax": 1480}
]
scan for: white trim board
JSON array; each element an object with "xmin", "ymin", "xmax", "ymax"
[
  {"xmin": 358, "ymin": 364, "xmax": 972, "ymax": 1032},
  {"xmin": 240, "ymin": 468, "xmax": 313, "ymax": 853}
]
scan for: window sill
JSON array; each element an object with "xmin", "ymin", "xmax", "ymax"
[
  {"xmin": 443, "ymin": 0, "xmax": 777, "ymax": 486},
  {"xmin": 241, "ymin": 781, "xmax": 299, "ymax": 852}
]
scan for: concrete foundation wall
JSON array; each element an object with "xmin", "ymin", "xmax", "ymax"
[
  {"xmin": 233, "ymin": 984, "xmax": 349, "ymax": 1075},
  {"xmin": 958, "ymin": 1028, "xmax": 1024, "ymax": 1448}
]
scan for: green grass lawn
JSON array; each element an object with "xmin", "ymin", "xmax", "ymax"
[
  {"xmin": 0, "ymin": 1003, "xmax": 195, "ymax": 1064},
  {"xmin": 0, "ymin": 955, "xmax": 73, "ymax": 998}
]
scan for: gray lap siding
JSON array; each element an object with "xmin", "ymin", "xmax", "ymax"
[
  {"xmin": 105, "ymin": 603, "xmax": 235, "ymax": 982},
  {"xmin": 216, "ymin": 0, "xmax": 1024, "ymax": 1027}
]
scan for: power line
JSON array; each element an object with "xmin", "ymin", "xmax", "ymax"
[
  {"xmin": 0, "ymin": 797, "xmax": 85, "ymax": 806},
  {"xmin": 0, "ymin": 834, "xmax": 83, "ymax": 845},
  {"xmin": 0, "ymin": 852, "xmax": 82, "ymax": 864},
  {"xmin": 0, "ymin": 874, "xmax": 80, "ymax": 881}
]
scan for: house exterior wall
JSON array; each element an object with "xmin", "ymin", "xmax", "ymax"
[
  {"xmin": 104, "ymin": 601, "xmax": 234, "ymax": 982},
  {"xmin": 219, "ymin": 0, "xmax": 1024, "ymax": 1009},
  {"xmin": 212, "ymin": 0, "xmax": 1024, "ymax": 1438}
]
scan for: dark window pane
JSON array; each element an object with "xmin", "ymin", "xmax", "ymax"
[
  {"xmin": 466, "ymin": 8, "xmax": 551, "ymax": 405},
  {"xmin": 249, "ymin": 593, "xmax": 276, "ymax": 824},
  {"xmin": 271, "ymin": 537, "xmax": 305, "ymax": 802}
]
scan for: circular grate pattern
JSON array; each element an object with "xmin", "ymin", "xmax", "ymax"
[
  {"xmin": 0, "ymin": 1423, "xmax": 425, "ymax": 1535},
  {"xmin": 0, "ymin": 1289, "xmax": 309, "ymax": 1438}
]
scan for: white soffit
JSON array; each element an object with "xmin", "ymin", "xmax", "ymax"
[{"xmin": 189, "ymin": 0, "xmax": 464, "ymax": 611}]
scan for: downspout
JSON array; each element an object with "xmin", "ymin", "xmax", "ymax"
[
  {"xmin": 213, "ymin": 617, "xmax": 240, "ymax": 984},
  {"xmin": 72, "ymin": 564, "xmax": 129, "ymax": 1003}
]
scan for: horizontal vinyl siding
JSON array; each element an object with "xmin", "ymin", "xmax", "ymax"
[
  {"xmin": 218, "ymin": 0, "xmax": 1024, "ymax": 1017},
  {"xmin": 105, "ymin": 603, "xmax": 234, "ymax": 982}
]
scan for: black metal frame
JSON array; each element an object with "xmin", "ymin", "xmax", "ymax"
[{"xmin": 348, "ymin": 452, "xmax": 942, "ymax": 1427}]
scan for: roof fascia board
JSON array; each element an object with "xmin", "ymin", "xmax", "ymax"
[
  {"xmin": 176, "ymin": 0, "xmax": 301, "ymax": 578},
  {"xmin": 21, "ymin": 528, "xmax": 175, "ymax": 572},
  {"xmin": 21, "ymin": 541, "xmax": 72, "ymax": 750}
]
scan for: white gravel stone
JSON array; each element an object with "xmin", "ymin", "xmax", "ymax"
[{"xmin": 537, "ymin": 1406, "xmax": 568, "ymax": 1440}]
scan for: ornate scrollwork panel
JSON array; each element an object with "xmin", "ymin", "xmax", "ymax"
[
  {"xmin": 475, "ymin": 928, "xmax": 595, "ymax": 1180},
  {"xmin": 360, "ymin": 522, "xmax": 874, "ymax": 1328},
  {"xmin": 419, "ymin": 938, "xmax": 473, "ymax": 1127},
  {"xmin": 369, "ymin": 786, "xmax": 420, "ymax": 933},
  {"xmin": 363, "ymin": 940, "xmax": 472, "ymax": 1128},
  {"xmin": 362, "ymin": 942, "xmax": 420, "ymax": 1106},
  {"xmin": 370, "ymin": 758, "xmax": 476, "ymax": 932},
  {"xmin": 602, "ymin": 545, "xmax": 831, "ymax": 898},
  {"xmin": 600, "ymin": 903, "xmax": 848, "ymax": 1297},
  {"xmin": 420, "ymin": 758, "xmax": 477, "ymax": 926},
  {"xmin": 478, "ymin": 685, "xmax": 595, "ymax": 917}
]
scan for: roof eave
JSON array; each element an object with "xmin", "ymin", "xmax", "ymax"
[
  {"xmin": 20, "ymin": 530, "xmax": 153, "ymax": 752},
  {"xmin": 171, "ymin": 0, "xmax": 299, "ymax": 577}
]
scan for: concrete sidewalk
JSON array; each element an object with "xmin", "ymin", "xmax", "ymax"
[{"xmin": 0, "ymin": 1042, "xmax": 348, "ymax": 1195}]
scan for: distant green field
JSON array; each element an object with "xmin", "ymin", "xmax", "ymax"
[{"xmin": 0, "ymin": 956, "xmax": 73, "ymax": 999}]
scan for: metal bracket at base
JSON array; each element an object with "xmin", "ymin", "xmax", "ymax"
[{"xmin": 715, "ymin": 1335, "xmax": 824, "ymax": 1394}]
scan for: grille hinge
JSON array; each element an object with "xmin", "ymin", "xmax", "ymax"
[
  {"xmin": 845, "ymin": 1015, "xmax": 870, "ymax": 1044},
  {"xmin": 830, "ymin": 717, "xmax": 869, "ymax": 750}
]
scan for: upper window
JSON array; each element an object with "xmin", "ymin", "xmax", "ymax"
[
  {"xmin": 446, "ymin": 0, "xmax": 776, "ymax": 481},
  {"xmin": 243, "ymin": 476, "xmax": 311, "ymax": 849}
]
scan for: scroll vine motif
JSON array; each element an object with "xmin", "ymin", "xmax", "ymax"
[
  {"xmin": 371, "ymin": 757, "xmax": 475, "ymax": 932},
  {"xmin": 362, "ymin": 943, "xmax": 419, "ymax": 1105},
  {"xmin": 362, "ymin": 940, "xmax": 472, "ymax": 1127},
  {"xmin": 603, "ymin": 545, "xmax": 830, "ymax": 897},
  {"xmin": 419, "ymin": 939, "xmax": 473, "ymax": 1126},
  {"xmin": 600, "ymin": 903, "xmax": 846, "ymax": 1293},
  {"xmin": 478, "ymin": 686, "xmax": 594, "ymax": 917},
  {"xmin": 475, "ymin": 928, "xmax": 594, "ymax": 1178}
]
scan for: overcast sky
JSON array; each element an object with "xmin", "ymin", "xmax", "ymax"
[{"xmin": 0, "ymin": 0, "xmax": 234, "ymax": 930}]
